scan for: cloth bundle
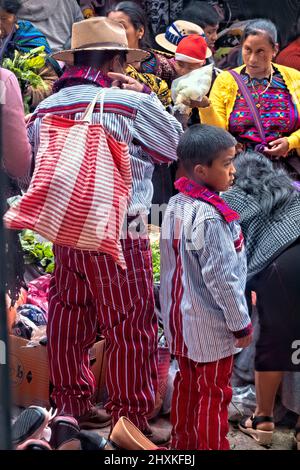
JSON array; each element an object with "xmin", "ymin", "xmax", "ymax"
[{"xmin": 171, "ymin": 63, "xmax": 213, "ymax": 114}]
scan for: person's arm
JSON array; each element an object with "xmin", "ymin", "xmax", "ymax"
[
  {"xmin": 132, "ymin": 92, "xmax": 183, "ymax": 163},
  {"xmin": 196, "ymin": 217, "xmax": 252, "ymax": 336},
  {"xmin": 1, "ymin": 70, "xmax": 32, "ymax": 177},
  {"xmin": 198, "ymin": 71, "xmax": 232, "ymax": 128}
]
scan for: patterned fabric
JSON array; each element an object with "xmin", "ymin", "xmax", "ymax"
[
  {"xmin": 27, "ymin": 83, "xmax": 182, "ymax": 217},
  {"xmin": 10, "ymin": 20, "xmax": 51, "ymax": 55},
  {"xmin": 229, "ymin": 68, "xmax": 300, "ymax": 147},
  {"xmin": 48, "ymin": 238, "xmax": 158, "ymax": 429},
  {"xmin": 160, "ymin": 191, "xmax": 251, "ymax": 362},
  {"xmin": 126, "ymin": 64, "xmax": 172, "ymax": 108},
  {"xmin": 53, "ymin": 65, "xmax": 112, "ymax": 92},
  {"xmin": 142, "ymin": 0, "xmax": 184, "ymax": 36},
  {"xmin": 140, "ymin": 50, "xmax": 177, "ymax": 87},
  {"xmin": 175, "ymin": 177, "xmax": 240, "ymax": 224},
  {"xmin": 171, "ymin": 355, "xmax": 233, "ymax": 450},
  {"xmin": 223, "ymin": 185, "xmax": 300, "ymax": 279}
]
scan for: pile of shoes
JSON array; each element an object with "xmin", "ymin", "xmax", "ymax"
[{"xmin": 12, "ymin": 406, "xmax": 169, "ymax": 450}]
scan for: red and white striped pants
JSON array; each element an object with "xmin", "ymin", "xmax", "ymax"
[
  {"xmin": 47, "ymin": 237, "xmax": 158, "ymax": 430},
  {"xmin": 171, "ymin": 355, "xmax": 233, "ymax": 450}
]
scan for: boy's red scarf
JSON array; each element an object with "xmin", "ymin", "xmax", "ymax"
[{"xmin": 175, "ymin": 177, "xmax": 240, "ymax": 223}]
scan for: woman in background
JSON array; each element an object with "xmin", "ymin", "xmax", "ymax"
[
  {"xmin": 223, "ymin": 152, "xmax": 300, "ymax": 448},
  {"xmin": 199, "ymin": 19, "xmax": 300, "ymax": 179}
]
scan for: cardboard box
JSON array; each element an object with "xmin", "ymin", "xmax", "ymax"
[{"xmin": 9, "ymin": 335, "xmax": 106, "ymax": 408}]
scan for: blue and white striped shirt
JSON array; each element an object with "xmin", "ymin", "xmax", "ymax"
[
  {"xmin": 160, "ymin": 193, "xmax": 251, "ymax": 363},
  {"xmin": 27, "ymin": 84, "xmax": 183, "ymax": 216}
]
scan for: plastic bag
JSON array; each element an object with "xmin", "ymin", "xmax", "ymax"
[
  {"xmin": 161, "ymin": 358, "xmax": 179, "ymax": 415},
  {"xmin": 228, "ymin": 384, "xmax": 256, "ymax": 422},
  {"xmin": 171, "ymin": 64, "xmax": 213, "ymax": 114}
]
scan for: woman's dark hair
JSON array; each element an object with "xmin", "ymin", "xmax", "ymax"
[
  {"xmin": 177, "ymin": 124, "xmax": 236, "ymax": 171},
  {"xmin": 233, "ymin": 151, "xmax": 298, "ymax": 218},
  {"xmin": 106, "ymin": 1, "xmax": 151, "ymax": 49},
  {"xmin": 241, "ymin": 19, "xmax": 278, "ymax": 47},
  {"xmin": 181, "ymin": 2, "xmax": 220, "ymax": 28},
  {"xmin": 0, "ymin": 0, "xmax": 21, "ymax": 14}
]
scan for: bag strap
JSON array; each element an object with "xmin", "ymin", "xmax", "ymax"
[
  {"xmin": 81, "ymin": 89, "xmax": 106, "ymax": 124},
  {"xmin": 229, "ymin": 70, "xmax": 267, "ymax": 147}
]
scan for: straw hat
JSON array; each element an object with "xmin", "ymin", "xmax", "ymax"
[
  {"xmin": 155, "ymin": 20, "xmax": 212, "ymax": 58},
  {"xmin": 52, "ymin": 17, "xmax": 149, "ymax": 65}
]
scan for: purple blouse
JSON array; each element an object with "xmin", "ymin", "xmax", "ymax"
[{"xmin": 229, "ymin": 67, "xmax": 300, "ymax": 147}]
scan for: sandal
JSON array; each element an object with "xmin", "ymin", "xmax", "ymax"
[
  {"xmin": 239, "ymin": 415, "xmax": 274, "ymax": 446},
  {"xmin": 294, "ymin": 427, "xmax": 300, "ymax": 450}
]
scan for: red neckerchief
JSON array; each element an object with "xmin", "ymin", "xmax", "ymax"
[
  {"xmin": 53, "ymin": 65, "xmax": 113, "ymax": 93},
  {"xmin": 175, "ymin": 177, "xmax": 240, "ymax": 224}
]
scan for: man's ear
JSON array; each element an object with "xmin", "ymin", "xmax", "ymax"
[{"xmin": 194, "ymin": 163, "xmax": 207, "ymax": 179}]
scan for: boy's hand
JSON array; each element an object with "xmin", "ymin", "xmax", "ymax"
[{"xmin": 235, "ymin": 333, "xmax": 253, "ymax": 349}]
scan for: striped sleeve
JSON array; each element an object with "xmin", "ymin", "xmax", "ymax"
[
  {"xmin": 197, "ymin": 218, "xmax": 251, "ymax": 333},
  {"xmin": 132, "ymin": 92, "xmax": 183, "ymax": 163}
]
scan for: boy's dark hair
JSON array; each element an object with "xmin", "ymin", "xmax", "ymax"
[
  {"xmin": 0, "ymin": 0, "xmax": 21, "ymax": 14},
  {"xmin": 181, "ymin": 2, "xmax": 220, "ymax": 28},
  {"xmin": 177, "ymin": 124, "xmax": 236, "ymax": 171},
  {"xmin": 242, "ymin": 19, "xmax": 278, "ymax": 47}
]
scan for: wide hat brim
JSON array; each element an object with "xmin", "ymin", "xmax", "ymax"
[
  {"xmin": 52, "ymin": 46, "xmax": 149, "ymax": 65},
  {"xmin": 155, "ymin": 33, "xmax": 212, "ymax": 58}
]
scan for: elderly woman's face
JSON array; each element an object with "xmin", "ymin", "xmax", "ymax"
[
  {"xmin": 242, "ymin": 33, "xmax": 277, "ymax": 78},
  {"xmin": 0, "ymin": 9, "xmax": 16, "ymax": 39}
]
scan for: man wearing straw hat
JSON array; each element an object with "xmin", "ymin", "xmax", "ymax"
[{"xmin": 27, "ymin": 17, "xmax": 182, "ymax": 444}]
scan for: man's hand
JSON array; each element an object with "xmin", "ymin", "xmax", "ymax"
[
  {"xmin": 263, "ymin": 137, "xmax": 289, "ymax": 157},
  {"xmin": 107, "ymin": 72, "xmax": 144, "ymax": 93},
  {"xmin": 235, "ymin": 333, "xmax": 253, "ymax": 349}
]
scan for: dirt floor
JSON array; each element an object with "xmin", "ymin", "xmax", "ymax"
[{"xmin": 96, "ymin": 415, "xmax": 297, "ymax": 451}]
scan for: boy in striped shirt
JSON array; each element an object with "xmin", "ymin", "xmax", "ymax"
[{"xmin": 160, "ymin": 124, "xmax": 253, "ymax": 450}]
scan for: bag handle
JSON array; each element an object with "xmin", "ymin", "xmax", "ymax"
[
  {"xmin": 81, "ymin": 89, "xmax": 105, "ymax": 125},
  {"xmin": 229, "ymin": 70, "xmax": 267, "ymax": 152}
]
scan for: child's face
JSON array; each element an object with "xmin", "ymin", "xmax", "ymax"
[
  {"xmin": 174, "ymin": 60, "xmax": 203, "ymax": 77},
  {"xmin": 193, "ymin": 146, "xmax": 236, "ymax": 192}
]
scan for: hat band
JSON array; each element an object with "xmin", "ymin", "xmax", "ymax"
[
  {"xmin": 73, "ymin": 41, "xmax": 129, "ymax": 50},
  {"xmin": 175, "ymin": 53, "xmax": 206, "ymax": 64},
  {"xmin": 165, "ymin": 23, "xmax": 186, "ymax": 46}
]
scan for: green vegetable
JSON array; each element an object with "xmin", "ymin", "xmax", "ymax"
[
  {"xmin": 151, "ymin": 240, "xmax": 160, "ymax": 283},
  {"xmin": 2, "ymin": 46, "xmax": 47, "ymax": 113},
  {"xmin": 20, "ymin": 230, "xmax": 55, "ymax": 274}
]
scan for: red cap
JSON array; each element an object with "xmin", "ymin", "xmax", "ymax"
[{"xmin": 175, "ymin": 34, "xmax": 208, "ymax": 62}]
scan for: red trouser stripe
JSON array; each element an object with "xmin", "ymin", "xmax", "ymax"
[
  {"xmin": 171, "ymin": 355, "xmax": 233, "ymax": 450},
  {"xmin": 47, "ymin": 237, "xmax": 158, "ymax": 430}
]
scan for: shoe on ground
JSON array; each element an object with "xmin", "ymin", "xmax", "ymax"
[
  {"xmin": 109, "ymin": 416, "xmax": 166, "ymax": 450},
  {"xmin": 49, "ymin": 416, "xmax": 80, "ymax": 449},
  {"xmin": 238, "ymin": 415, "xmax": 274, "ymax": 446},
  {"xmin": 16, "ymin": 439, "xmax": 52, "ymax": 450},
  {"xmin": 12, "ymin": 406, "xmax": 56, "ymax": 446},
  {"xmin": 143, "ymin": 424, "xmax": 171, "ymax": 447},
  {"xmin": 76, "ymin": 407, "xmax": 111, "ymax": 429}
]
